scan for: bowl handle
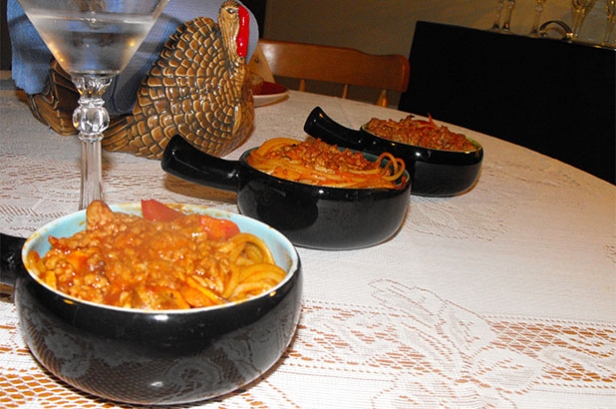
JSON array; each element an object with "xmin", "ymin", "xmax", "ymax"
[
  {"xmin": 0, "ymin": 233, "xmax": 26, "ymax": 287},
  {"xmin": 303, "ymin": 107, "xmax": 367, "ymax": 150},
  {"xmin": 161, "ymin": 135, "xmax": 241, "ymax": 193}
]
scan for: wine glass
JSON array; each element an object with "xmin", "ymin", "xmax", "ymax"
[
  {"xmin": 603, "ymin": 0, "xmax": 616, "ymax": 46},
  {"xmin": 529, "ymin": 0, "xmax": 547, "ymax": 37},
  {"xmin": 570, "ymin": 0, "xmax": 598, "ymax": 40},
  {"xmin": 17, "ymin": 0, "xmax": 169, "ymax": 209},
  {"xmin": 501, "ymin": 0, "xmax": 517, "ymax": 33},
  {"xmin": 491, "ymin": 0, "xmax": 506, "ymax": 31}
]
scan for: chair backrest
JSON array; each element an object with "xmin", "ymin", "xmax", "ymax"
[{"xmin": 258, "ymin": 38, "xmax": 410, "ymax": 107}]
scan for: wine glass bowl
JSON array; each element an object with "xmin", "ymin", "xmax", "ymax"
[
  {"xmin": 17, "ymin": 0, "xmax": 170, "ymax": 209},
  {"xmin": 570, "ymin": 0, "xmax": 599, "ymax": 40}
]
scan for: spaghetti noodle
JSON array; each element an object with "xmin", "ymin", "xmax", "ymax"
[
  {"xmin": 246, "ymin": 138, "xmax": 406, "ymax": 189},
  {"xmin": 27, "ymin": 200, "xmax": 286, "ymax": 310}
]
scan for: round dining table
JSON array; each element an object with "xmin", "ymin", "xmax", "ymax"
[{"xmin": 1, "ymin": 85, "xmax": 614, "ymax": 409}]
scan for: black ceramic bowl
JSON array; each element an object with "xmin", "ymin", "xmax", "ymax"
[
  {"xmin": 0, "ymin": 204, "xmax": 302, "ymax": 405},
  {"xmin": 162, "ymin": 135, "xmax": 411, "ymax": 250},
  {"xmin": 303, "ymin": 107, "xmax": 483, "ymax": 197}
]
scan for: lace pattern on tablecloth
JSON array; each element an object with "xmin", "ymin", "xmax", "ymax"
[
  {"xmin": 1, "ymin": 279, "xmax": 614, "ymax": 409},
  {"xmin": 1, "ymin": 90, "xmax": 614, "ymax": 408}
]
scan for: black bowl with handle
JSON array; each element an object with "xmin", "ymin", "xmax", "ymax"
[
  {"xmin": 0, "ymin": 203, "xmax": 302, "ymax": 405},
  {"xmin": 161, "ymin": 135, "xmax": 411, "ymax": 250},
  {"xmin": 303, "ymin": 107, "xmax": 483, "ymax": 197}
]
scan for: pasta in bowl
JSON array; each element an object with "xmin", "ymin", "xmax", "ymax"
[
  {"xmin": 245, "ymin": 137, "xmax": 407, "ymax": 189},
  {"xmin": 304, "ymin": 107, "xmax": 483, "ymax": 197},
  {"xmin": 162, "ymin": 135, "xmax": 411, "ymax": 250},
  {"xmin": 8, "ymin": 201, "xmax": 302, "ymax": 405},
  {"xmin": 27, "ymin": 200, "xmax": 288, "ymax": 310}
]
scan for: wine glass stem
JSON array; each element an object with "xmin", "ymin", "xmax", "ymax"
[
  {"xmin": 502, "ymin": 0, "xmax": 516, "ymax": 32},
  {"xmin": 605, "ymin": 19, "xmax": 616, "ymax": 45},
  {"xmin": 80, "ymin": 137, "xmax": 103, "ymax": 209},
  {"xmin": 530, "ymin": 3, "xmax": 545, "ymax": 36},
  {"xmin": 72, "ymin": 76, "xmax": 112, "ymax": 210},
  {"xmin": 571, "ymin": 10, "xmax": 586, "ymax": 38},
  {"xmin": 492, "ymin": 0, "xmax": 505, "ymax": 31}
]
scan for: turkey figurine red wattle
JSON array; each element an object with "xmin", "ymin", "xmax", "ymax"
[{"xmin": 236, "ymin": 5, "xmax": 250, "ymax": 58}]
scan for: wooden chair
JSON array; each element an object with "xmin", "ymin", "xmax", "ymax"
[{"xmin": 258, "ymin": 38, "xmax": 410, "ymax": 107}]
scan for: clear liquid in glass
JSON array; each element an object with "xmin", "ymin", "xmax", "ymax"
[{"xmin": 24, "ymin": 9, "xmax": 156, "ymax": 76}]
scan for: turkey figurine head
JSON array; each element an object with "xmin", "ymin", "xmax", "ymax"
[
  {"xmin": 221, "ymin": 0, "xmax": 250, "ymax": 61},
  {"xmin": 101, "ymin": 0, "xmax": 256, "ymax": 159}
]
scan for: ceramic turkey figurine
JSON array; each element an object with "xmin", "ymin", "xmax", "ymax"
[{"xmin": 27, "ymin": 0, "xmax": 255, "ymax": 160}]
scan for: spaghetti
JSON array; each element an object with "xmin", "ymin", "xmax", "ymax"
[
  {"xmin": 27, "ymin": 200, "xmax": 286, "ymax": 310},
  {"xmin": 364, "ymin": 115, "xmax": 478, "ymax": 152},
  {"xmin": 246, "ymin": 138, "xmax": 406, "ymax": 189}
]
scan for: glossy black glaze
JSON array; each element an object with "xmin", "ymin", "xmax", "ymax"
[
  {"xmin": 162, "ymin": 135, "xmax": 411, "ymax": 250},
  {"xmin": 303, "ymin": 107, "xmax": 484, "ymax": 197},
  {"xmin": 0, "ymin": 233, "xmax": 27, "ymax": 286},
  {"xmin": 13, "ymin": 262, "xmax": 301, "ymax": 405}
]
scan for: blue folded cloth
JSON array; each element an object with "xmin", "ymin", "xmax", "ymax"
[{"xmin": 7, "ymin": 0, "xmax": 259, "ymax": 116}]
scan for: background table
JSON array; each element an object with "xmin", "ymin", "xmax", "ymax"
[
  {"xmin": 1, "ymin": 89, "xmax": 615, "ymax": 408},
  {"xmin": 399, "ymin": 21, "xmax": 616, "ymax": 185}
]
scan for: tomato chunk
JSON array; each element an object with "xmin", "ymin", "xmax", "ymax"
[
  {"xmin": 199, "ymin": 215, "xmax": 240, "ymax": 240},
  {"xmin": 142, "ymin": 200, "xmax": 239, "ymax": 239},
  {"xmin": 141, "ymin": 199, "xmax": 184, "ymax": 222}
]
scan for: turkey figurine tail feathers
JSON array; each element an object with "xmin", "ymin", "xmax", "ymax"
[{"xmin": 102, "ymin": 1, "xmax": 254, "ymax": 160}]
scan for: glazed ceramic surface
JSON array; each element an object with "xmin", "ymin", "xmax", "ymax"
[
  {"xmin": 303, "ymin": 107, "xmax": 483, "ymax": 197},
  {"xmin": 162, "ymin": 135, "xmax": 411, "ymax": 250},
  {"xmin": 253, "ymin": 82, "xmax": 289, "ymax": 107},
  {"xmin": 12, "ymin": 204, "xmax": 302, "ymax": 405}
]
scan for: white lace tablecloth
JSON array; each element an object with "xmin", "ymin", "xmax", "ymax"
[{"xmin": 1, "ymin": 89, "xmax": 615, "ymax": 409}]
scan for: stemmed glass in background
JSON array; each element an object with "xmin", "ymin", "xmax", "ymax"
[
  {"xmin": 501, "ymin": 0, "xmax": 517, "ymax": 32},
  {"xmin": 17, "ymin": 0, "xmax": 169, "ymax": 209},
  {"xmin": 603, "ymin": 0, "xmax": 616, "ymax": 46},
  {"xmin": 570, "ymin": 0, "xmax": 598, "ymax": 40},
  {"xmin": 491, "ymin": 0, "xmax": 506, "ymax": 31},
  {"xmin": 529, "ymin": 0, "xmax": 548, "ymax": 37}
]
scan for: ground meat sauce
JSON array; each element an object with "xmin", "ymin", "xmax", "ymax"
[
  {"xmin": 27, "ymin": 201, "xmax": 285, "ymax": 310},
  {"xmin": 364, "ymin": 115, "xmax": 477, "ymax": 152},
  {"xmin": 246, "ymin": 138, "xmax": 406, "ymax": 189}
]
